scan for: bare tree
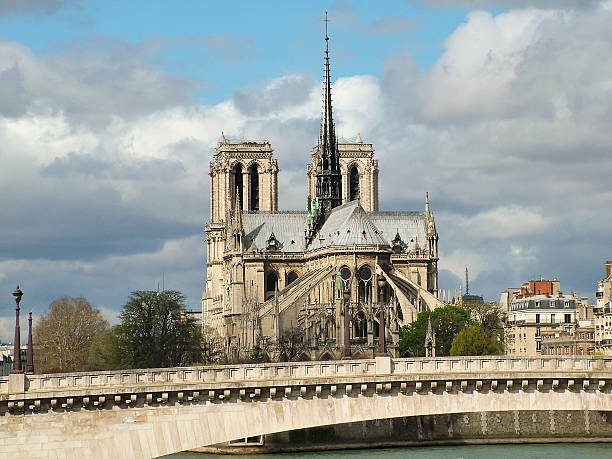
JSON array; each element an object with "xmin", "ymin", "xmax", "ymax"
[
  {"xmin": 200, "ymin": 326, "xmax": 225, "ymax": 364},
  {"xmin": 34, "ymin": 297, "xmax": 109, "ymax": 373},
  {"xmin": 276, "ymin": 325, "xmax": 308, "ymax": 362}
]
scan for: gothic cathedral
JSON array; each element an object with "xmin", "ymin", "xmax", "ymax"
[{"xmin": 203, "ymin": 32, "xmax": 441, "ymax": 360}]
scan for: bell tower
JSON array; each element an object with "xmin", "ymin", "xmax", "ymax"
[{"xmin": 203, "ymin": 135, "xmax": 278, "ymax": 327}]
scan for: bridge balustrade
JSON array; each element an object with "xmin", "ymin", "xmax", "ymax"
[{"xmin": 2, "ymin": 356, "xmax": 612, "ymax": 395}]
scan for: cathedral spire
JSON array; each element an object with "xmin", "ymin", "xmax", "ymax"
[
  {"xmin": 310, "ymin": 11, "xmax": 342, "ymax": 226},
  {"xmin": 320, "ymin": 11, "xmax": 337, "ymax": 161}
]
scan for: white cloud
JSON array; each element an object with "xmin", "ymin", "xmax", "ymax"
[{"xmin": 459, "ymin": 205, "xmax": 552, "ymax": 239}]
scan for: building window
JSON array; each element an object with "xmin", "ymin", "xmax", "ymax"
[
  {"xmin": 354, "ymin": 311, "xmax": 367, "ymax": 338},
  {"xmin": 536, "ymin": 327, "xmax": 541, "ymax": 337},
  {"xmin": 565, "ymin": 313, "xmax": 572, "ymax": 324},
  {"xmin": 536, "ymin": 341, "xmax": 541, "ymax": 351},
  {"xmin": 535, "ymin": 313, "xmax": 540, "ymax": 324},
  {"xmin": 358, "ymin": 265, "xmax": 372, "ymax": 303},
  {"xmin": 249, "ymin": 164, "xmax": 259, "ymax": 211},
  {"xmin": 349, "ymin": 166, "xmax": 360, "ymax": 201},
  {"xmin": 265, "ymin": 272, "xmax": 278, "ymax": 300},
  {"xmin": 233, "ymin": 163, "xmax": 244, "ymax": 210},
  {"xmin": 551, "ymin": 314, "xmax": 556, "ymax": 324}
]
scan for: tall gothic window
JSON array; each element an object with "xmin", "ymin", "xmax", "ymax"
[
  {"xmin": 233, "ymin": 164, "xmax": 244, "ymax": 210},
  {"xmin": 265, "ymin": 272, "xmax": 278, "ymax": 300},
  {"xmin": 349, "ymin": 166, "xmax": 359, "ymax": 201},
  {"xmin": 358, "ymin": 265, "xmax": 372, "ymax": 303},
  {"xmin": 249, "ymin": 164, "xmax": 259, "ymax": 211},
  {"xmin": 354, "ymin": 311, "xmax": 367, "ymax": 338}
]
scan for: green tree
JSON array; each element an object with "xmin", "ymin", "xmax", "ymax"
[
  {"xmin": 398, "ymin": 305, "xmax": 471, "ymax": 357},
  {"xmin": 463, "ymin": 301, "xmax": 506, "ymax": 351},
  {"xmin": 116, "ymin": 290, "xmax": 203, "ymax": 368},
  {"xmin": 34, "ymin": 296, "xmax": 109, "ymax": 373},
  {"xmin": 85, "ymin": 326, "xmax": 125, "ymax": 370},
  {"xmin": 450, "ymin": 324, "xmax": 502, "ymax": 356}
]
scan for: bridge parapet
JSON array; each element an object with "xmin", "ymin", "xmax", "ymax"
[{"xmin": 2, "ymin": 356, "xmax": 612, "ymax": 396}]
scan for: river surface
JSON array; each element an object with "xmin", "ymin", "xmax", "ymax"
[{"xmin": 166, "ymin": 443, "xmax": 612, "ymax": 458}]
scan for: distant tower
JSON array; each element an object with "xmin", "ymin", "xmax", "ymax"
[{"xmin": 465, "ymin": 267, "xmax": 469, "ymax": 296}]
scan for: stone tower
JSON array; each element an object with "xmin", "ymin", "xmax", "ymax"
[
  {"xmin": 203, "ymin": 135, "xmax": 279, "ymax": 328},
  {"xmin": 307, "ymin": 137, "xmax": 379, "ymax": 212}
]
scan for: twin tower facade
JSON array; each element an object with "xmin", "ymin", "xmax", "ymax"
[{"xmin": 203, "ymin": 34, "xmax": 441, "ymax": 360}]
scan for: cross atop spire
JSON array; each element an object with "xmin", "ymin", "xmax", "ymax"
[{"xmin": 324, "ymin": 11, "xmax": 329, "ymax": 42}]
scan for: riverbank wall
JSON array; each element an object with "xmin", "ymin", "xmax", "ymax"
[{"xmin": 193, "ymin": 410, "xmax": 612, "ymax": 454}]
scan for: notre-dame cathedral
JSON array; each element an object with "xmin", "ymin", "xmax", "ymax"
[{"xmin": 202, "ymin": 32, "xmax": 441, "ymax": 360}]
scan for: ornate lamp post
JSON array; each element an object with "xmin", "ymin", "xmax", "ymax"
[
  {"xmin": 11, "ymin": 286, "xmax": 23, "ymax": 374},
  {"xmin": 343, "ymin": 287, "xmax": 351, "ymax": 358},
  {"xmin": 376, "ymin": 275, "xmax": 387, "ymax": 356}
]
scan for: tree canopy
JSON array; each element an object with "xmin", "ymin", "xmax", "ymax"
[
  {"xmin": 85, "ymin": 326, "xmax": 124, "ymax": 371},
  {"xmin": 398, "ymin": 305, "xmax": 471, "ymax": 357},
  {"xmin": 34, "ymin": 296, "xmax": 109, "ymax": 373},
  {"xmin": 450, "ymin": 324, "xmax": 503, "ymax": 356},
  {"xmin": 463, "ymin": 301, "xmax": 506, "ymax": 350},
  {"xmin": 115, "ymin": 290, "xmax": 205, "ymax": 368}
]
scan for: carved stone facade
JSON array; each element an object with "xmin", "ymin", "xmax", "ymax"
[{"xmin": 202, "ymin": 36, "xmax": 441, "ymax": 360}]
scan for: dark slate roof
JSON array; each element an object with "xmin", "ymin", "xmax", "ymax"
[
  {"xmin": 309, "ymin": 201, "xmax": 387, "ymax": 249},
  {"xmin": 241, "ymin": 203, "xmax": 427, "ymax": 253},
  {"xmin": 369, "ymin": 211, "xmax": 426, "ymax": 250},
  {"xmin": 243, "ymin": 212, "xmax": 306, "ymax": 252}
]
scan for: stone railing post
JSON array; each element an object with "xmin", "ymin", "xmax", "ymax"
[{"xmin": 376, "ymin": 355, "xmax": 392, "ymax": 375}]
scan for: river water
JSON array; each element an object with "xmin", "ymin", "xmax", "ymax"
[{"xmin": 166, "ymin": 443, "xmax": 612, "ymax": 458}]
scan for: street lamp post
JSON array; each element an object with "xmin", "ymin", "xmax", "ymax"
[
  {"xmin": 343, "ymin": 288, "xmax": 351, "ymax": 358},
  {"xmin": 11, "ymin": 286, "xmax": 23, "ymax": 374},
  {"xmin": 26, "ymin": 311, "xmax": 34, "ymax": 374},
  {"xmin": 376, "ymin": 275, "xmax": 387, "ymax": 356}
]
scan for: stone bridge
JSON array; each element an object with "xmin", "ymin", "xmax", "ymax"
[{"xmin": 2, "ymin": 356, "xmax": 612, "ymax": 458}]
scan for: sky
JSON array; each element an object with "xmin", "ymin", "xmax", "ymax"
[{"xmin": 1, "ymin": 0, "xmax": 611, "ymax": 341}]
